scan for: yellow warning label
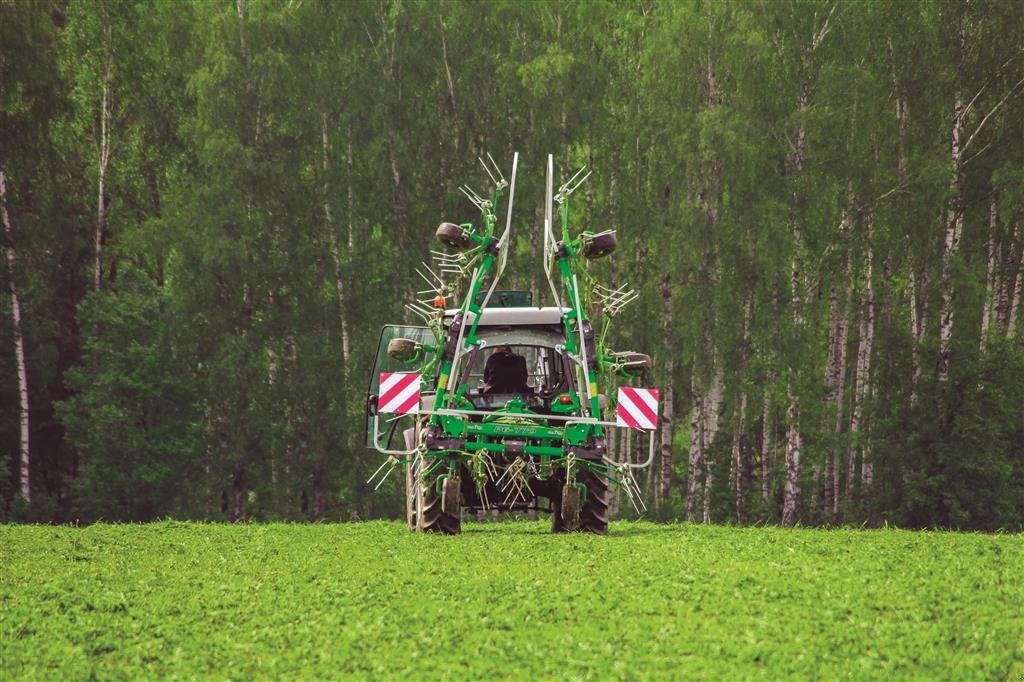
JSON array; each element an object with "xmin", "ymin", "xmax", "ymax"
[
  {"xmin": 589, "ymin": 383, "xmax": 598, "ymax": 398},
  {"xmin": 438, "ymin": 373, "xmax": 448, "ymax": 390}
]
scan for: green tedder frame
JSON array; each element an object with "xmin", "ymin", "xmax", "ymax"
[{"xmin": 366, "ymin": 153, "xmax": 655, "ymax": 533}]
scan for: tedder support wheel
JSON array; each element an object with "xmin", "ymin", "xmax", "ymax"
[
  {"xmin": 616, "ymin": 352, "xmax": 652, "ymax": 376},
  {"xmin": 561, "ymin": 483, "xmax": 582, "ymax": 531},
  {"xmin": 417, "ymin": 459, "xmax": 461, "ymax": 534},
  {"xmin": 552, "ymin": 462, "xmax": 609, "ymax": 535},
  {"xmin": 550, "ymin": 470, "xmax": 568, "ymax": 532},
  {"xmin": 387, "ymin": 337, "xmax": 419, "ymax": 362},
  {"xmin": 582, "ymin": 231, "xmax": 617, "ymax": 260},
  {"xmin": 436, "ymin": 222, "xmax": 473, "ymax": 251}
]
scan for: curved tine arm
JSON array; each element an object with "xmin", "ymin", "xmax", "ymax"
[
  {"xmin": 603, "ymin": 430, "xmax": 656, "ymax": 470},
  {"xmin": 370, "ymin": 414, "xmax": 420, "ymax": 457}
]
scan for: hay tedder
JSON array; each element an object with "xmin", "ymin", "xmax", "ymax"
[{"xmin": 366, "ymin": 153, "xmax": 658, "ymax": 534}]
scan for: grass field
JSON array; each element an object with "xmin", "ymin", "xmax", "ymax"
[{"xmin": 2, "ymin": 521, "xmax": 1022, "ymax": 680}]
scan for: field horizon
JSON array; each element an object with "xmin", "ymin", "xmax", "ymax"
[{"xmin": 2, "ymin": 520, "xmax": 1022, "ymax": 679}]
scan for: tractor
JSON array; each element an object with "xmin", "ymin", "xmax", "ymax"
[{"xmin": 366, "ymin": 153, "xmax": 657, "ymax": 534}]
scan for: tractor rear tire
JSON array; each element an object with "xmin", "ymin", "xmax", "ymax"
[
  {"xmin": 436, "ymin": 222, "xmax": 472, "ymax": 251},
  {"xmin": 417, "ymin": 459, "xmax": 461, "ymax": 534},
  {"xmin": 578, "ymin": 466, "xmax": 610, "ymax": 535}
]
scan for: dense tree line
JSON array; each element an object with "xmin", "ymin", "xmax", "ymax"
[{"xmin": 2, "ymin": 0, "xmax": 1022, "ymax": 529}]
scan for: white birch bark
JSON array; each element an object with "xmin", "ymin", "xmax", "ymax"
[
  {"xmin": 782, "ymin": 387, "xmax": 802, "ymax": 526},
  {"xmin": 1008, "ymin": 222, "xmax": 1023, "ymax": 338},
  {"xmin": 701, "ymin": 364, "xmax": 724, "ymax": 524},
  {"xmin": 831, "ymin": 281, "xmax": 849, "ymax": 520},
  {"xmin": 823, "ymin": 203, "xmax": 851, "ymax": 517},
  {"xmin": 783, "ymin": 76, "xmax": 810, "ymax": 527},
  {"xmin": 908, "ymin": 267, "xmax": 928, "ymax": 401},
  {"xmin": 323, "ymin": 114, "xmax": 351, "ymax": 366},
  {"xmin": 731, "ymin": 294, "xmax": 753, "ymax": 521},
  {"xmin": 935, "ymin": 5, "xmax": 1024, "ymax": 375},
  {"xmin": 94, "ymin": 43, "xmax": 112, "ymax": 291},
  {"xmin": 438, "ymin": 13, "xmax": 457, "ymax": 127},
  {"xmin": 658, "ymin": 274, "xmax": 675, "ymax": 507},
  {"xmin": 732, "ymin": 389, "xmax": 748, "ymax": 523},
  {"xmin": 847, "ymin": 218, "xmax": 875, "ymax": 513},
  {"xmin": 1, "ymin": 170, "xmax": 30, "ymax": 502},
  {"xmin": 980, "ymin": 196, "xmax": 998, "ymax": 350},
  {"xmin": 685, "ymin": 383, "xmax": 704, "ymax": 521},
  {"xmin": 937, "ymin": 59, "xmax": 966, "ymax": 382},
  {"xmin": 761, "ymin": 378, "xmax": 773, "ymax": 503},
  {"xmin": 937, "ymin": 91, "xmax": 962, "ymax": 382},
  {"xmin": 779, "ymin": 0, "xmax": 834, "ymax": 523}
]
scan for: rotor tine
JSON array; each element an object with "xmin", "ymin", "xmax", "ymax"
[
  {"xmin": 422, "ymin": 262, "xmax": 447, "ymax": 285},
  {"xmin": 479, "ymin": 156, "xmax": 499, "ymax": 186},
  {"xmin": 557, "ymin": 165, "xmax": 587, "ymax": 196},
  {"xmin": 367, "ymin": 456, "xmax": 398, "ymax": 489},
  {"xmin": 460, "ymin": 185, "xmax": 486, "ymax": 211},
  {"xmin": 415, "ymin": 267, "xmax": 440, "ymax": 291},
  {"xmin": 486, "ymin": 152, "xmax": 506, "ymax": 185},
  {"xmin": 564, "ymin": 165, "xmax": 587, "ymax": 189},
  {"xmin": 404, "ymin": 303, "xmax": 432, "ymax": 322},
  {"xmin": 566, "ymin": 169, "xmax": 592, "ymax": 196}
]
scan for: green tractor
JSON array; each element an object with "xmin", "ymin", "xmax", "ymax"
[{"xmin": 366, "ymin": 153, "xmax": 657, "ymax": 534}]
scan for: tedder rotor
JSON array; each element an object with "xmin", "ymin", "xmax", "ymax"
[{"xmin": 365, "ymin": 153, "xmax": 659, "ymax": 534}]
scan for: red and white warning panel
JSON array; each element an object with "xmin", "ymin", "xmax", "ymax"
[
  {"xmin": 616, "ymin": 387, "xmax": 660, "ymax": 430},
  {"xmin": 378, "ymin": 373, "xmax": 421, "ymax": 414}
]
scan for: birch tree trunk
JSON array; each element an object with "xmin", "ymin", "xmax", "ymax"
[
  {"xmin": 94, "ymin": 42, "xmax": 112, "ymax": 291},
  {"xmin": 231, "ymin": 463, "xmax": 246, "ymax": 522},
  {"xmin": 980, "ymin": 197, "xmax": 999, "ymax": 349},
  {"xmin": 1008, "ymin": 222, "xmax": 1023, "ymax": 338},
  {"xmin": 658, "ymin": 274, "xmax": 675, "ymax": 508},
  {"xmin": 702, "ymin": 365, "xmax": 724, "ymax": 524},
  {"xmin": 1, "ymin": 169, "xmax": 30, "ymax": 502},
  {"xmin": 782, "ymin": 387, "xmax": 802, "ymax": 526},
  {"xmin": 847, "ymin": 218, "xmax": 875, "ymax": 515},
  {"xmin": 323, "ymin": 113, "xmax": 350, "ymax": 366},
  {"xmin": 685, "ymin": 384, "xmax": 704, "ymax": 521},
  {"xmin": 908, "ymin": 267, "xmax": 928, "ymax": 401},
  {"xmin": 782, "ymin": 80, "xmax": 810, "ymax": 527},
  {"xmin": 823, "ymin": 207, "xmax": 851, "ymax": 518},
  {"xmin": 732, "ymin": 390, "xmax": 748, "ymax": 523},
  {"xmin": 830, "ymin": 277, "xmax": 849, "ymax": 521},
  {"xmin": 937, "ymin": 34, "xmax": 966, "ymax": 383},
  {"xmin": 761, "ymin": 379, "xmax": 773, "ymax": 503},
  {"xmin": 731, "ymin": 294, "xmax": 752, "ymax": 522}
]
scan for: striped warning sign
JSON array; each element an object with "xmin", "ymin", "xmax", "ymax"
[
  {"xmin": 378, "ymin": 372, "xmax": 421, "ymax": 414},
  {"xmin": 616, "ymin": 387, "xmax": 660, "ymax": 430}
]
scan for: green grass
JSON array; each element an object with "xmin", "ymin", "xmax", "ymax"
[{"xmin": 2, "ymin": 521, "xmax": 1022, "ymax": 680}]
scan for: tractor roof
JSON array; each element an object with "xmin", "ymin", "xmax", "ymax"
[{"xmin": 445, "ymin": 306, "xmax": 569, "ymax": 326}]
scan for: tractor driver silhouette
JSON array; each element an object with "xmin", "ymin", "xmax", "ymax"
[{"xmin": 483, "ymin": 345, "xmax": 529, "ymax": 394}]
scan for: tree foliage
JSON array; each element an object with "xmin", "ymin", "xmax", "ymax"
[{"xmin": 2, "ymin": 0, "xmax": 1021, "ymax": 529}]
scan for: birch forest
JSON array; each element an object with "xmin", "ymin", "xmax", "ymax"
[{"xmin": 2, "ymin": 0, "xmax": 1022, "ymax": 529}]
